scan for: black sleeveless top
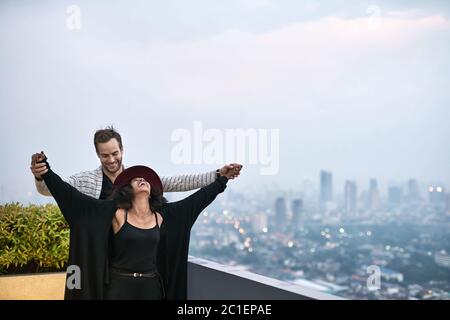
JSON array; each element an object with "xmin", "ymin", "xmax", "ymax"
[{"xmin": 110, "ymin": 210, "xmax": 160, "ymax": 273}]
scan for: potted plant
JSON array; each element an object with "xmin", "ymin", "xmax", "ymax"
[{"xmin": 0, "ymin": 203, "xmax": 69, "ymax": 299}]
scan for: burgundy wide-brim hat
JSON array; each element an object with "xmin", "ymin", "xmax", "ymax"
[{"xmin": 113, "ymin": 165, "xmax": 163, "ymax": 193}]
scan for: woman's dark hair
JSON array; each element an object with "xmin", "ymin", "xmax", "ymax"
[{"xmin": 111, "ymin": 182, "xmax": 167, "ymax": 213}]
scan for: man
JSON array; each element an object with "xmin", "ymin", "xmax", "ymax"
[{"xmin": 31, "ymin": 126, "xmax": 242, "ymax": 199}]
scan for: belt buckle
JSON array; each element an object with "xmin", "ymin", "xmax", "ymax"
[{"xmin": 133, "ymin": 272, "xmax": 142, "ymax": 278}]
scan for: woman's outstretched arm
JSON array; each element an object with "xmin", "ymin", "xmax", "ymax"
[
  {"xmin": 166, "ymin": 176, "xmax": 229, "ymax": 228},
  {"xmin": 33, "ymin": 152, "xmax": 110, "ymax": 225}
]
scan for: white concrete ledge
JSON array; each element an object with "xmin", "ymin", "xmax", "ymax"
[{"xmin": 188, "ymin": 256, "xmax": 345, "ymax": 300}]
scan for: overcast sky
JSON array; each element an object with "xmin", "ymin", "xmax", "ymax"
[{"xmin": 1, "ymin": 0, "xmax": 449, "ymax": 204}]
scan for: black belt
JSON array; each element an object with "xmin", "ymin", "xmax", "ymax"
[
  {"xmin": 112, "ymin": 269, "xmax": 159, "ymax": 278},
  {"xmin": 111, "ymin": 268, "xmax": 166, "ymax": 299}
]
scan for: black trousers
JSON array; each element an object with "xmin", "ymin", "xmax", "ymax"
[{"xmin": 104, "ymin": 273, "xmax": 164, "ymax": 300}]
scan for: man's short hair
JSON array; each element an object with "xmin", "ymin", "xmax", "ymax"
[{"xmin": 94, "ymin": 126, "xmax": 123, "ymax": 153}]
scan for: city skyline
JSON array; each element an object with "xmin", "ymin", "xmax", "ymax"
[
  {"xmin": 1, "ymin": 166, "xmax": 448, "ymax": 205},
  {"xmin": 190, "ymin": 168, "xmax": 450, "ymax": 300}
]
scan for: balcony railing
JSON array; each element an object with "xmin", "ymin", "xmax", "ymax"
[{"xmin": 187, "ymin": 256, "xmax": 345, "ymax": 300}]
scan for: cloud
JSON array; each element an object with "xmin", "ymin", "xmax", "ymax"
[
  {"xmin": 147, "ymin": 12, "xmax": 450, "ymax": 112},
  {"xmin": 1, "ymin": 5, "xmax": 449, "ymax": 202}
]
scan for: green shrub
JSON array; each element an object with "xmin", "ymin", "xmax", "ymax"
[{"xmin": 0, "ymin": 203, "xmax": 69, "ymax": 274}]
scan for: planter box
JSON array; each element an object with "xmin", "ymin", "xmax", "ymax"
[{"xmin": 0, "ymin": 272, "xmax": 66, "ymax": 300}]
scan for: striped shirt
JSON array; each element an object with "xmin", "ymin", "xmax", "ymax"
[{"xmin": 35, "ymin": 165, "xmax": 217, "ymax": 198}]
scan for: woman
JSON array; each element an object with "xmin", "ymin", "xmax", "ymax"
[{"xmin": 33, "ymin": 152, "xmax": 240, "ymax": 300}]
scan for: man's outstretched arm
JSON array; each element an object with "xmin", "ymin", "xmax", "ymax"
[
  {"xmin": 30, "ymin": 152, "xmax": 88, "ymax": 197},
  {"xmin": 160, "ymin": 163, "xmax": 242, "ymax": 192}
]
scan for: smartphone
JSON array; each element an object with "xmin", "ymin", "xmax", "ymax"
[{"xmin": 36, "ymin": 152, "xmax": 48, "ymax": 164}]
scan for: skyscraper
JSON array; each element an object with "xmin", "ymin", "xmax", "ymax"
[
  {"xmin": 274, "ymin": 197, "xmax": 287, "ymax": 231},
  {"xmin": 407, "ymin": 179, "xmax": 421, "ymax": 202},
  {"xmin": 344, "ymin": 180, "xmax": 357, "ymax": 216},
  {"xmin": 291, "ymin": 199, "xmax": 303, "ymax": 229},
  {"xmin": 367, "ymin": 178, "xmax": 381, "ymax": 211},
  {"xmin": 320, "ymin": 170, "xmax": 333, "ymax": 209}
]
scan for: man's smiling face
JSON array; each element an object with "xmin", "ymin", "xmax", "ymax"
[{"xmin": 96, "ymin": 138, "xmax": 123, "ymax": 176}]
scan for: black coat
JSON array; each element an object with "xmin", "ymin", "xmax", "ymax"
[{"xmin": 42, "ymin": 165, "xmax": 228, "ymax": 299}]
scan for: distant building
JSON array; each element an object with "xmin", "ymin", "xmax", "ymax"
[
  {"xmin": 291, "ymin": 199, "xmax": 303, "ymax": 229},
  {"xmin": 434, "ymin": 251, "xmax": 450, "ymax": 269},
  {"xmin": 320, "ymin": 170, "xmax": 333, "ymax": 209},
  {"xmin": 344, "ymin": 180, "xmax": 357, "ymax": 216},
  {"xmin": 380, "ymin": 267, "xmax": 404, "ymax": 282},
  {"xmin": 251, "ymin": 213, "xmax": 268, "ymax": 233},
  {"xmin": 386, "ymin": 286, "xmax": 400, "ymax": 295},
  {"xmin": 274, "ymin": 197, "xmax": 287, "ymax": 231},
  {"xmin": 388, "ymin": 186, "xmax": 403, "ymax": 205},
  {"xmin": 367, "ymin": 179, "xmax": 381, "ymax": 211},
  {"xmin": 407, "ymin": 179, "xmax": 421, "ymax": 202},
  {"xmin": 428, "ymin": 186, "xmax": 445, "ymax": 204}
]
